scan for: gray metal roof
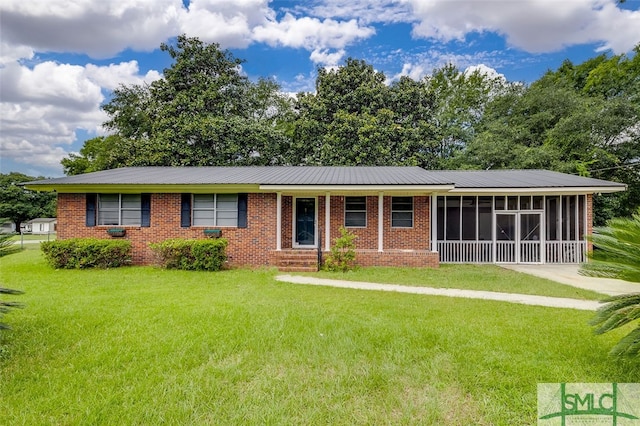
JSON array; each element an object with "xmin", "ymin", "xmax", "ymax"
[
  {"xmin": 23, "ymin": 166, "xmax": 626, "ymax": 190},
  {"xmin": 428, "ymin": 169, "xmax": 626, "ymax": 189},
  {"xmin": 23, "ymin": 166, "xmax": 453, "ymax": 186}
]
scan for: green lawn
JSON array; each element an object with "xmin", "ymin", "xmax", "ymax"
[
  {"xmin": 1, "ymin": 250, "xmax": 638, "ymax": 425},
  {"xmin": 309, "ymin": 264, "xmax": 605, "ymax": 300},
  {"xmin": 8, "ymin": 233, "xmax": 56, "ymax": 241}
]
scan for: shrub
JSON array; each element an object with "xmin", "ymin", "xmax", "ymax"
[
  {"xmin": 323, "ymin": 227, "xmax": 357, "ymax": 272},
  {"xmin": 149, "ymin": 238, "xmax": 228, "ymax": 271},
  {"xmin": 41, "ymin": 238, "xmax": 132, "ymax": 269}
]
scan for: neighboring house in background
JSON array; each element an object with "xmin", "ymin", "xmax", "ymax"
[
  {"xmin": 0, "ymin": 220, "xmax": 16, "ymax": 234},
  {"xmin": 24, "ymin": 167, "xmax": 625, "ymax": 270},
  {"xmin": 25, "ymin": 218, "xmax": 57, "ymax": 235}
]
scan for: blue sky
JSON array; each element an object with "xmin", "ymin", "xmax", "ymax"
[{"xmin": 1, "ymin": 0, "xmax": 639, "ymax": 177}]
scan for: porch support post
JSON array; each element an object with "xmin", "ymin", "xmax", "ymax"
[
  {"xmin": 431, "ymin": 194, "xmax": 437, "ymax": 252},
  {"xmin": 378, "ymin": 192, "xmax": 384, "ymax": 252},
  {"xmin": 276, "ymin": 192, "xmax": 282, "ymax": 251},
  {"xmin": 325, "ymin": 192, "xmax": 331, "ymax": 252}
]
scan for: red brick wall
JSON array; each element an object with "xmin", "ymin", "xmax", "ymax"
[
  {"xmin": 57, "ymin": 192, "xmax": 434, "ymax": 267},
  {"xmin": 57, "ymin": 193, "xmax": 277, "ymax": 266}
]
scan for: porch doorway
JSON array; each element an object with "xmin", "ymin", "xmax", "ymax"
[
  {"xmin": 294, "ymin": 198, "xmax": 317, "ymax": 247},
  {"xmin": 495, "ymin": 212, "xmax": 542, "ymax": 263}
]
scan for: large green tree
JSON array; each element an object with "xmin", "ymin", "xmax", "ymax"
[
  {"xmin": 63, "ymin": 35, "xmax": 293, "ymax": 172},
  {"xmin": 0, "ymin": 173, "xmax": 56, "ymax": 229},
  {"xmin": 461, "ymin": 47, "xmax": 640, "ymax": 222}
]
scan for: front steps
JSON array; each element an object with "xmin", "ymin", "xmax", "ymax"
[{"xmin": 273, "ymin": 249, "xmax": 319, "ymax": 272}]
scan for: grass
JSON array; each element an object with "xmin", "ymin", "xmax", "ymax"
[
  {"xmin": 307, "ymin": 264, "xmax": 606, "ymax": 300},
  {"xmin": 1, "ymin": 250, "xmax": 639, "ymax": 425},
  {"xmin": 8, "ymin": 233, "xmax": 56, "ymax": 241}
]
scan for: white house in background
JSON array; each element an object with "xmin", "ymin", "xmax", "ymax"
[
  {"xmin": 25, "ymin": 218, "xmax": 57, "ymax": 234},
  {"xmin": 0, "ymin": 221, "xmax": 16, "ymax": 234}
]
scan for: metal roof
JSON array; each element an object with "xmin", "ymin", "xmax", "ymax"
[
  {"xmin": 427, "ymin": 169, "xmax": 626, "ymax": 189},
  {"xmin": 23, "ymin": 166, "xmax": 454, "ymax": 186},
  {"xmin": 23, "ymin": 167, "xmax": 626, "ymax": 191}
]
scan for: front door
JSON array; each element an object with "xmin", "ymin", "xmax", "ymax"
[
  {"xmin": 495, "ymin": 212, "xmax": 542, "ymax": 263},
  {"xmin": 295, "ymin": 198, "xmax": 316, "ymax": 247},
  {"xmin": 495, "ymin": 213, "xmax": 516, "ymax": 263}
]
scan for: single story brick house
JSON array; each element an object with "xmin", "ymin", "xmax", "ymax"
[{"xmin": 24, "ymin": 166, "xmax": 626, "ymax": 270}]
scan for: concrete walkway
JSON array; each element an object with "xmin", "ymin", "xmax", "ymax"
[
  {"xmin": 500, "ymin": 264, "xmax": 640, "ymax": 296},
  {"xmin": 275, "ymin": 275, "xmax": 602, "ymax": 311}
]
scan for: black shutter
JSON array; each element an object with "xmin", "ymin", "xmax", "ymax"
[
  {"xmin": 141, "ymin": 194, "xmax": 151, "ymax": 227},
  {"xmin": 86, "ymin": 193, "xmax": 97, "ymax": 227},
  {"xmin": 181, "ymin": 194, "xmax": 191, "ymax": 228},
  {"xmin": 238, "ymin": 193, "xmax": 248, "ymax": 228}
]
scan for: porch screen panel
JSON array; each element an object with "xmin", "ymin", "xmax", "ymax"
[
  {"xmin": 578, "ymin": 195, "xmax": 585, "ymax": 238},
  {"xmin": 437, "ymin": 197, "xmax": 445, "ymax": 240},
  {"xmin": 478, "ymin": 197, "xmax": 492, "ymax": 241},
  {"xmin": 562, "ymin": 195, "xmax": 576, "ymax": 240},
  {"xmin": 445, "ymin": 196, "xmax": 460, "ymax": 239},
  {"xmin": 462, "ymin": 196, "xmax": 476, "ymax": 240},
  {"xmin": 546, "ymin": 196, "xmax": 559, "ymax": 241}
]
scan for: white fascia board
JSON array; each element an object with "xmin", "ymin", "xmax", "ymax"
[
  {"xmin": 259, "ymin": 184, "xmax": 455, "ymax": 193},
  {"xmin": 446, "ymin": 186, "xmax": 626, "ymax": 195}
]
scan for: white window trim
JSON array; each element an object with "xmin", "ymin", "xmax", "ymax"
[
  {"xmin": 391, "ymin": 196, "xmax": 413, "ymax": 228},
  {"xmin": 192, "ymin": 194, "xmax": 239, "ymax": 227},
  {"xmin": 98, "ymin": 194, "xmax": 141, "ymax": 226},
  {"xmin": 344, "ymin": 196, "xmax": 367, "ymax": 228}
]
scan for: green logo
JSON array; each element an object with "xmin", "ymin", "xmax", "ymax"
[{"xmin": 538, "ymin": 383, "xmax": 640, "ymax": 425}]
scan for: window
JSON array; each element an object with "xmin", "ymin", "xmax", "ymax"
[
  {"xmin": 193, "ymin": 194, "xmax": 238, "ymax": 226},
  {"xmin": 391, "ymin": 197, "xmax": 413, "ymax": 228},
  {"xmin": 345, "ymin": 196, "xmax": 366, "ymax": 227},
  {"xmin": 98, "ymin": 194, "xmax": 141, "ymax": 226}
]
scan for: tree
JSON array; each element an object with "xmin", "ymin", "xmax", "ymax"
[
  {"xmin": 62, "ymin": 35, "xmax": 293, "ymax": 171},
  {"xmin": 0, "ymin": 173, "xmax": 56, "ymax": 230},
  {"xmin": 581, "ymin": 211, "xmax": 640, "ymax": 356},
  {"xmin": 425, "ymin": 64, "xmax": 506, "ymax": 169}
]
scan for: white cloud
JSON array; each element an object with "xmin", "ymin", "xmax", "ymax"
[
  {"xmin": 309, "ymin": 49, "xmax": 346, "ymax": 66},
  {"xmin": 0, "ymin": 60, "xmax": 160, "ymax": 174},
  {"xmin": 0, "ymin": 0, "xmax": 182, "ymax": 58},
  {"xmin": 253, "ymin": 13, "xmax": 375, "ymax": 50},
  {"xmin": 307, "ymin": 0, "xmax": 412, "ymax": 25},
  {"xmin": 84, "ymin": 61, "xmax": 161, "ymax": 90},
  {"xmin": 178, "ymin": 0, "xmax": 273, "ymax": 48},
  {"xmin": 464, "ymin": 64, "xmax": 506, "ymax": 82},
  {"xmin": 403, "ymin": 0, "xmax": 640, "ymax": 54}
]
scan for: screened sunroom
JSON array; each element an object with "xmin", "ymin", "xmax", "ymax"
[
  {"xmin": 432, "ymin": 194, "xmax": 589, "ymax": 264},
  {"xmin": 424, "ymin": 169, "xmax": 627, "ymax": 264}
]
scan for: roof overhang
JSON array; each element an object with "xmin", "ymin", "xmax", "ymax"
[
  {"xmin": 442, "ymin": 186, "xmax": 627, "ymax": 195},
  {"xmin": 25, "ymin": 183, "xmax": 456, "ymax": 194},
  {"xmin": 23, "ymin": 184, "xmax": 262, "ymax": 193},
  {"xmin": 259, "ymin": 184, "xmax": 455, "ymax": 195}
]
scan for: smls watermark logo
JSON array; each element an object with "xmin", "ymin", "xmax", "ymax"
[{"xmin": 538, "ymin": 383, "xmax": 640, "ymax": 425}]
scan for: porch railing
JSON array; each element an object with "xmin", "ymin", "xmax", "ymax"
[
  {"xmin": 438, "ymin": 240, "xmax": 587, "ymax": 264},
  {"xmin": 437, "ymin": 241, "xmax": 493, "ymax": 263},
  {"xmin": 545, "ymin": 241, "xmax": 587, "ymax": 263}
]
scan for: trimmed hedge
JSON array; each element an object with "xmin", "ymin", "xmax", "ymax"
[
  {"xmin": 149, "ymin": 238, "xmax": 228, "ymax": 271},
  {"xmin": 41, "ymin": 238, "xmax": 132, "ymax": 269}
]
